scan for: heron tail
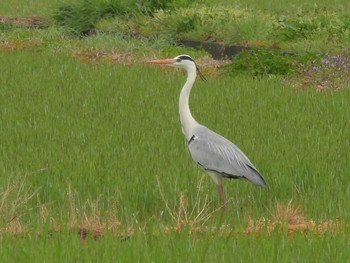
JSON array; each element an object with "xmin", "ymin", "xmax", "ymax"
[{"xmin": 244, "ymin": 165, "xmax": 266, "ymax": 187}]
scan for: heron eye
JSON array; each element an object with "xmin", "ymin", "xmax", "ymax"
[{"xmin": 176, "ymin": 58, "xmax": 181, "ymax": 62}]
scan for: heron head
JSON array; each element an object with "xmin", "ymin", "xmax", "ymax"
[
  {"xmin": 172, "ymin": 54, "xmax": 196, "ymax": 68},
  {"xmin": 148, "ymin": 54, "xmax": 206, "ymax": 80},
  {"xmin": 148, "ymin": 54, "xmax": 194, "ymax": 67}
]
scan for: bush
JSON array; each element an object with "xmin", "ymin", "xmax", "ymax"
[
  {"xmin": 52, "ymin": 0, "xmax": 193, "ymax": 35},
  {"xmin": 272, "ymin": 10, "xmax": 350, "ymax": 42},
  {"xmin": 53, "ymin": 0, "xmax": 129, "ymax": 34},
  {"xmin": 226, "ymin": 48, "xmax": 319, "ymax": 77}
]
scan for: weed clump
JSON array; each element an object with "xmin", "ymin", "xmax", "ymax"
[
  {"xmin": 226, "ymin": 48, "xmax": 319, "ymax": 77},
  {"xmin": 52, "ymin": 0, "xmax": 130, "ymax": 35},
  {"xmin": 292, "ymin": 49, "xmax": 350, "ymax": 90},
  {"xmin": 272, "ymin": 9, "xmax": 350, "ymax": 42},
  {"xmin": 52, "ymin": 0, "xmax": 192, "ymax": 35},
  {"xmin": 226, "ymin": 47, "xmax": 350, "ymax": 90}
]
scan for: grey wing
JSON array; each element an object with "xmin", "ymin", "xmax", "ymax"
[{"xmin": 188, "ymin": 125, "xmax": 266, "ymax": 186}]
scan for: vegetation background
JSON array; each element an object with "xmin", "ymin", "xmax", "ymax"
[{"xmin": 0, "ymin": 0, "xmax": 350, "ymax": 262}]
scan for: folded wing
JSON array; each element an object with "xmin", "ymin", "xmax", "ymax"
[{"xmin": 188, "ymin": 125, "xmax": 266, "ymax": 186}]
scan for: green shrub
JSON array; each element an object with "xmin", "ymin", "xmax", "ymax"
[
  {"xmin": 52, "ymin": 0, "xmax": 193, "ymax": 35},
  {"xmin": 53, "ymin": 0, "xmax": 130, "ymax": 34},
  {"xmin": 272, "ymin": 10, "xmax": 350, "ymax": 42},
  {"xmin": 226, "ymin": 48, "xmax": 319, "ymax": 77},
  {"xmin": 150, "ymin": 6, "xmax": 272, "ymax": 42}
]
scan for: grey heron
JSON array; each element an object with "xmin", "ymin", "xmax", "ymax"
[{"xmin": 149, "ymin": 55, "xmax": 266, "ymax": 210}]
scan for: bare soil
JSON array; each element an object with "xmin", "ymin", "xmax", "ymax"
[{"xmin": 0, "ymin": 15, "xmax": 45, "ymax": 27}]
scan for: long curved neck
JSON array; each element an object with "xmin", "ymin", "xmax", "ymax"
[{"xmin": 179, "ymin": 66, "xmax": 198, "ymax": 140}]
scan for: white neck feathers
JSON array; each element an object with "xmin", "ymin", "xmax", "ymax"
[{"xmin": 179, "ymin": 65, "xmax": 198, "ymax": 141}]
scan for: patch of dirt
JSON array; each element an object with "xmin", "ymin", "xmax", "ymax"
[
  {"xmin": 0, "ymin": 39, "xmax": 42, "ymax": 50},
  {"xmin": 73, "ymin": 49, "xmax": 229, "ymax": 76},
  {"xmin": 196, "ymin": 56, "xmax": 231, "ymax": 75},
  {"xmin": 0, "ymin": 218, "xmax": 29, "ymax": 236},
  {"xmin": 0, "ymin": 16, "xmax": 45, "ymax": 28},
  {"xmin": 73, "ymin": 48, "xmax": 231, "ymax": 72},
  {"xmin": 73, "ymin": 48, "xmax": 135, "ymax": 65},
  {"xmin": 77, "ymin": 226, "xmax": 104, "ymax": 240},
  {"xmin": 0, "ymin": 16, "xmax": 44, "ymax": 50}
]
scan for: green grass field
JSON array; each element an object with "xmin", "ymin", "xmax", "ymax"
[
  {"xmin": 1, "ymin": 0, "xmax": 350, "ymax": 262},
  {"xmin": 0, "ymin": 0, "xmax": 62, "ymax": 16},
  {"xmin": 1, "ymin": 48, "xmax": 349, "ymax": 262}
]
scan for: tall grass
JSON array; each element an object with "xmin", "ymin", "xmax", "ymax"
[
  {"xmin": 0, "ymin": 228, "xmax": 349, "ymax": 262},
  {"xmin": 1, "ymin": 0, "xmax": 349, "ymax": 17},
  {"xmin": 1, "ymin": 50, "xmax": 350, "ymax": 225},
  {"xmin": 206, "ymin": 0, "xmax": 350, "ymax": 12},
  {"xmin": 0, "ymin": 0, "xmax": 62, "ymax": 16},
  {"xmin": 1, "ymin": 0, "xmax": 350, "ymax": 261}
]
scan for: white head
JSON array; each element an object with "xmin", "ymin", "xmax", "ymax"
[{"xmin": 171, "ymin": 54, "xmax": 196, "ymax": 70}]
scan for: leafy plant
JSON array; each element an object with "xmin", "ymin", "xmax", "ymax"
[
  {"xmin": 151, "ymin": 6, "xmax": 271, "ymax": 42},
  {"xmin": 52, "ymin": 0, "xmax": 193, "ymax": 35},
  {"xmin": 226, "ymin": 48, "xmax": 318, "ymax": 77},
  {"xmin": 52, "ymin": 0, "xmax": 131, "ymax": 35},
  {"xmin": 272, "ymin": 10, "xmax": 350, "ymax": 43}
]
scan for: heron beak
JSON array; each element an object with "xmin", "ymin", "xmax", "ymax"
[{"xmin": 148, "ymin": 59, "xmax": 177, "ymax": 65}]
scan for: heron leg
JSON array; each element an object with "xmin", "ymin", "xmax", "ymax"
[{"xmin": 216, "ymin": 184, "xmax": 227, "ymax": 212}]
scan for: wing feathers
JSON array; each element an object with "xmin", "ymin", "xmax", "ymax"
[{"xmin": 188, "ymin": 125, "xmax": 266, "ymax": 187}]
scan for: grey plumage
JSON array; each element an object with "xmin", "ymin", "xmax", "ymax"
[{"xmin": 188, "ymin": 124, "xmax": 266, "ymax": 187}]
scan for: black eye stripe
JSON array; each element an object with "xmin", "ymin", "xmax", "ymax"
[{"xmin": 178, "ymin": 55, "xmax": 194, "ymax": 62}]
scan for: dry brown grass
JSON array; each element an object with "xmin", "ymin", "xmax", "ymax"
[
  {"xmin": 0, "ymin": 179, "xmax": 345, "ymax": 239},
  {"xmin": 74, "ymin": 49, "xmax": 228, "ymax": 76},
  {"xmin": 1, "ymin": 218, "xmax": 29, "ymax": 236},
  {"xmin": 156, "ymin": 175, "xmax": 223, "ymax": 235},
  {"xmin": 73, "ymin": 48, "xmax": 135, "ymax": 65},
  {"xmin": 0, "ymin": 175, "xmax": 37, "ymax": 235},
  {"xmin": 0, "ymin": 16, "xmax": 44, "ymax": 28},
  {"xmin": 0, "ymin": 39, "xmax": 42, "ymax": 50},
  {"xmin": 155, "ymin": 177, "xmax": 344, "ymax": 237},
  {"xmin": 65, "ymin": 183, "xmax": 123, "ymax": 240},
  {"xmin": 245, "ymin": 200, "xmax": 343, "ymax": 236}
]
